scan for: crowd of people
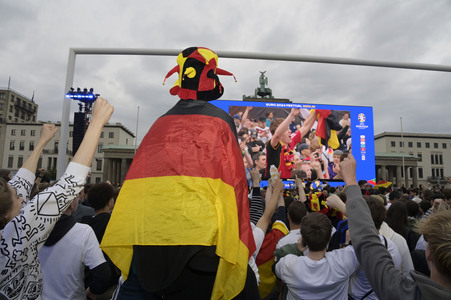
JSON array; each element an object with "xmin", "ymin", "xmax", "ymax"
[{"xmin": 1, "ymin": 96, "xmax": 451, "ymax": 300}]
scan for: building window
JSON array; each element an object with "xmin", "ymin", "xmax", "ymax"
[
  {"xmin": 442, "ymin": 143, "xmax": 447, "ymax": 149},
  {"xmin": 97, "ymin": 144, "xmax": 103, "ymax": 153},
  {"xmin": 8, "ymin": 156, "xmax": 13, "ymax": 168},
  {"xmin": 95, "ymin": 177, "xmax": 101, "ymax": 183},
  {"xmin": 10, "ymin": 141, "xmax": 15, "ymax": 150},
  {"xmin": 29, "ymin": 141, "xmax": 34, "ymax": 151},
  {"xmin": 440, "ymin": 169, "xmax": 444, "ymax": 178},
  {"xmin": 439, "ymin": 154, "xmax": 443, "ymax": 165},
  {"xmin": 408, "ymin": 142, "xmax": 413, "ymax": 148},
  {"xmin": 418, "ymin": 167, "xmax": 423, "ymax": 179},
  {"xmin": 109, "ymin": 132, "xmax": 114, "ymax": 138},
  {"xmin": 0, "ymin": 92, "xmax": 5, "ymax": 99},
  {"xmin": 17, "ymin": 157, "xmax": 23, "ymax": 168},
  {"xmin": 19, "ymin": 141, "xmax": 25, "ymax": 151},
  {"xmin": 399, "ymin": 141, "xmax": 404, "ymax": 147},
  {"xmin": 69, "ymin": 131, "xmax": 73, "ymax": 137},
  {"xmin": 9, "ymin": 106, "xmax": 13, "ymax": 112},
  {"xmin": 434, "ymin": 143, "xmax": 438, "ymax": 149},
  {"xmin": 96, "ymin": 159, "xmax": 102, "ymax": 171},
  {"xmin": 425, "ymin": 142, "xmax": 430, "ymax": 148},
  {"xmin": 417, "ymin": 153, "xmax": 422, "ymax": 162},
  {"xmin": 101, "ymin": 132, "xmax": 104, "ymax": 138},
  {"xmin": 431, "ymin": 154, "xmax": 435, "ymax": 165},
  {"xmin": 54, "ymin": 141, "xmax": 59, "ymax": 153},
  {"xmin": 11, "ymin": 129, "xmax": 16, "ymax": 136},
  {"xmin": 21, "ymin": 129, "xmax": 26, "ymax": 136},
  {"xmin": 31, "ymin": 130, "xmax": 36, "ymax": 136},
  {"xmin": 417, "ymin": 142, "xmax": 421, "ymax": 148},
  {"xmin": 390, "ymin": 141, "xmax": 396, "ymax": 147}
]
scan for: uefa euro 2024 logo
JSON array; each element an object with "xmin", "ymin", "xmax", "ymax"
[{"xmin": 358, "ymin": 113, "xmax": 366, "ymax": 123}]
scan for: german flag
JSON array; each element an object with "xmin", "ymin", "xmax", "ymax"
[
  {"xmin": 316, "ymin": 110, "xmax": 342, "ymax": 149},
  {"xmin": 101, "ymin": 99, "xmax": 255, "ymax": 300}
]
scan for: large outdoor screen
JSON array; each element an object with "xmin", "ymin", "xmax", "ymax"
[{"xmin": 211, "ymin": 99, "xmax": 375, "ymax": 186}]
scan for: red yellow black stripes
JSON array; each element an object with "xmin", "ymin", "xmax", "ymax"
[{"xmin": 101, "ymin": 100, "xmax": 255, "ymax": 300}]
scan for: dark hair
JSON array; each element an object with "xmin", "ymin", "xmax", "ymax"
[
  {"xmin": 0, "ymin": 178, "xmax": 13, "ymax": 230},
  {"xmin": 405, "ymin": 201, "xmax": 420, "ymax": 218},
  {"xmin": 287, "ymin": 201, "xmax": 307, "ymax": 225},
  {"xmin": 386, "ymin": 201, "xmax": 408, "ymax": 236},
  {"xmin": 87, "ymin": 182, "xmax": 115, "ymax": 211},
  {"xmin": 422, "ymin": 189, "xmax": 434, "ymax": 202},
  {"xmin": 419, "ymin": 200, "xmax": 432, "ymax": 214},
  {"xmin": 0, "ymin": 169, "xmax": 11, "ymax": 182},
  {"xmin": 364, "ymin": 196, "xmax": 386, "ymax": 230},
  {"xmin": 269, "ymin": 118, "xmax": 284, "ymax": 135},
  {"xmin": 443, "ymin": 188, "xmax": 451, "ymax": 201},
  {"xmin": 389, "ymin": 191, "xmax": 401, "ymax": 201},
  {"xmin": 253, "ymin": 152, "xmax": 265, "ymax": 162},
  {"xmin": 301, "ymin": 212, "xmax": 332, "ymax": 251}
]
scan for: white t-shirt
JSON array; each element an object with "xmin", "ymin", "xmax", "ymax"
[
  {"xmin": 349, "ymin": 235, "xmax": 402, "ymax": 300},
  {"xmin": 249, "ymin": 223, "xmax": 265, "ymax": 285},
  {"xmin": 276, "ymin": 229, "xmax": 301, "ymax": 250},
  {"xmin": 275, "ymin": 246, "xmax": 358, "ymax": 300},
  {"xmin": 39, "ymin": 223, "xmax": 106, "ymax": 300},
  {"xmin": 379, "ymin": 222, "xmax": 414, "ymax": 274}
]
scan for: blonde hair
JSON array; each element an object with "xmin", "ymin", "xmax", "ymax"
[{"xmin": 415, "ymin": 209, "xmax": 451, "ymax": 279}]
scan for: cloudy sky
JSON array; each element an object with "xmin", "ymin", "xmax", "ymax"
[{"xmin": 2, "ymin": 0, "xmax": 451, "ymax": 143}]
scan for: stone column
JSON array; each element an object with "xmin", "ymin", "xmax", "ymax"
[
  {"xmin": 404, "ymin": 166, "xmax": 409, "ymax": 188},
  {"xmin": 396, "ymin": 166, "xmax": 401, "ymax": 188},
  {"xmin": 103, "ymin": 158, "xmax": 109, "ymax": 182},
  {"xmin": 381, "ymin": 165, "xmax": 387, "ymax": 181},
  {"xmin": 412, "ymin": 167, "xmax": 418, "ymax": 188},
  {"xmin": 120, "ymin": 158, "xmax": 127, "ymax": 184},
  {"xmin": 388, "ymin": 166, "xmax": 394, "ymax": 183}
]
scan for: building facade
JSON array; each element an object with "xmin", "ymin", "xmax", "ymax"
[
  {"xmin": 0, "ymin": 88, "xmax": 39, "ymax": 167},
  {"xmin": 375, "ymin": 132, "xmax": 451, "ymax": 188},
  {"xmin": 1, "ymin": 121, "xmax": 135, "ymax": 184}
]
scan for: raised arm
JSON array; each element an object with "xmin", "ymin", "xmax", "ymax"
[
  {"xmin": 256, "ymin": 178, "xmax": 284, "ymax": 233},
  {"xmin": 271, "ymin": 108, "xmax": 300, "ymax": 147},
  {"xmin": 299, "ymin": 109, "xmax": 316, "ymax": 138},
  {"xmin": 72, "ymin": 97, "xmax": 113, "ymax": 167},
  {"xmin": 295, "ymin": 175, "xmax": 307, "ymax": 203},
  {"xmin": 22, "ymin": 124, "xmax": 58, "ymax": 173}
]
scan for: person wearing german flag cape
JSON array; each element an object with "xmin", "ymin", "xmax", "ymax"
[{"xmin": 101, "ymin": 47, "xmax": 258, "ymax": 300}]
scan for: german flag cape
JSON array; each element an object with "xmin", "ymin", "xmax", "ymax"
[
  {"xmin": 316, "ymin": 110, "xmax": 342, "ymax": 149},
  {"xmin": 101, "ymin": 100, "xmax": 255, "ymax": 300}
]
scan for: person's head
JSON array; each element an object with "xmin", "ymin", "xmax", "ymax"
[
  {"xmin": 233, "ymin": 114, "xmax": 241, "ymax": 126},
  {"xmin": 301, "ymin": 212, "xmax": 332, "ymax": 251},
  {"xmin": 253, "ymin": 152, "xmax": 267, "ymax": 171},
  {"xmin": 266, "ymin": 111, "xmax": 274, "ymax": 120},
  {"xmin": 332, "ymin": 150, "xmax": 343, "ymax": 165},
  {"xmin": 0, "ymin": 178, "xmax": 24, "ymax": 230},
  {"xmin": 250, "ymin": 129, "xmax": 258, "ymax": 140},
  {"xmin": 386, "ymin": 201, "xmax": 408, "ymax": 236},
  {"xmin": 299, "ymin": 161, "xmax": 312, "ymax": 179},
  {"xmin": 164, "ymin": 47, "xmax": 234, "ymax": 101},
  {"xmin": 364, "ymin": 195, "xmax": 386, "ymax": 230},
  {"xmin": 442, "ymin": 188, "xmax": 451, "ymax": 206},
  {"xmin": 388, "ymin": 190, "xmax": 402, "ymax": 202},
  {"xmin": 358, "ymin": 180, "xmax": 368, "ymax": 189},
  {"xmin": 419, "ymin": 200, "xmax": 432, "ymax": 215},
  {"xmin": 293, "ymin": 153, "xmax": 303, "ymax": 168},
  {"xmin": 415, "ymin": 209, "xmax": 451, "ymax": 283},
  {"xmin": 287, "ymin": 201, "xmax": 307, "ymax": 226},
  {"xmin": 342, "ymin": 113, "xmax": 349, "ymax": 120},
  {"xmin": 422, "ymin": 189, "xmax": 434, "ymax": 202},
  {"xmin": 405, "ymin": 200, "xmax": 420, "ymax": 218},
  {"xmin": 87, "ymin": 182, "xmax": 116, "ymax": 212},
  {"xmin": 298, "ymin": 143, "xmax": 311, "ymax": 158},
  {"xmin": 0, "ymin": 169, "xmax": 12, "ymax": 182},
  {"xmin": 238, "ymin": 131, "xmax": 249, "ymax": 144},
  {"xmin": 258, "ymin": 117, "xmax": 266, "ymax": 128}
]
